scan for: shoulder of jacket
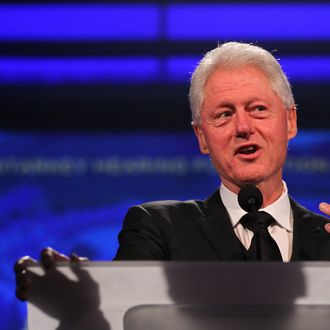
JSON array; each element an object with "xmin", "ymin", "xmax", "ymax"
[{"xmin": 290, "ymin": 197, "xmax": 329, "ymax": 223}]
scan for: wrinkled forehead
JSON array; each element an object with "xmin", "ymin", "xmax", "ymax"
[
  {"xmin": 205, "ymin": 64, "xmax": 272, "ymax": 87},
  {"xmin": 202, "ymin": 65, "xmax": 278, "ymax": 103}
]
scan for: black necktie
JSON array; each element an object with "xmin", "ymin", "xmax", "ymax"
[{"xmin": 240, "ymin": 211, "xmax": 283, "ymax": 261}]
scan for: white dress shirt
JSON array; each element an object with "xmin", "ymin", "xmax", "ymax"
[{"xmin": 220, "ymin": 182, "xmax": 293, "ymax": 262}]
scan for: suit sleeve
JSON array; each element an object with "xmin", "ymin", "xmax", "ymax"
[{"xmin": 113, "ymin": 205, "xmax": 169, "ymax": 260}]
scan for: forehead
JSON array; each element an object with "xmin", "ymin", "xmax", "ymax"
[
  {"xmin": 200, "ymin": 65, "xmax": 288, "ymax": 115},
  {"xmin": 204, "ymin": 65, "xmax": 272, "ymax": 95}
]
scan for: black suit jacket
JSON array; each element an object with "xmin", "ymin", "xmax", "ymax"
[{"xmin": 114, "ymin": 190, "xmax": 330, "ymax": 261}]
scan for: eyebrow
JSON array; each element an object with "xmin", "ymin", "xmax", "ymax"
[
  {"xmin": 246, "ymin": 97, "xmax": 269, "ymax": 105},
  {"xmin": 215, "ymin": 98, "xmax": 269, "ymax": 109},
  {"xmin": 215, "ymin": 102, "xmax": 234, "ymax": 109}
]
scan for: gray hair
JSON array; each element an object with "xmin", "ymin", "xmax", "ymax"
[{"xmin": 189, "ymin": 42, "xmax": 295, "ymax": 126}]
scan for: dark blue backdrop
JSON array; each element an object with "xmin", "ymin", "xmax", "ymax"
[{"xmin": 1, "ymin": 2, "xmax": 330, "ymax": 329}]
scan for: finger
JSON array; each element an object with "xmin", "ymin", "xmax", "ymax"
[
  {"xmin": 16, "ymin": 284, "xmax": 29, "ymax": 301},
  {"xmin": 16, "ymin": 269, "xmax": 30, "ymax": 287},
  {"xmin": 15, "ymin": 270, "xmax": 32, "ymax": 301},
  {"xmin": 14, "ymin": 262, "xmax": 40, "ymax": 302},
  {"xmin": 40, "ymin": 247, "xmax": 70, "ymax": 269},
  {"xmin": 70, "ymin": 252, "xmax": 89, "ymax": 262},
  {"xmin": 319, "ymin": 202, "xmax": 330, "ymax": 216},
  {"xmin": 325, "ymin": 223, "xmax": 330, "ymax": 234},
  {"xmin": 14, "ymin": 256, "xmax": 37, "ymax": 274}
]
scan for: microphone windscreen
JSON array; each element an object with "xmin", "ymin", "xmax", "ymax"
[{"xmin": 238, "ymin": 185, "xmax": 263, "ymax": 212}]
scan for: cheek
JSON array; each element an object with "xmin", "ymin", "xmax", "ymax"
[
  {"xmin": 204, "ymin": 135, "xmax": 233, "ymax": 169},
  {"xmin": 265, "ymin": 115, "xmax": 290, "ymax": 145},
  {"xmin": 204, "ymin": 133, "xmax": 227, "ymax": 156},
  {"xmin": 266, "ymin": 128, "xmax": 289, "ymax": 164},
  {"xmin": 275, "ymin": 122, "xmax": 290, "ymax": 147}
]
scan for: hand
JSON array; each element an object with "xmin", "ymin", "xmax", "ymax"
[
  {"xmin": 14, "ymin": 247, "xmax": 110, "ymax": 329},
  {"xmin": 14, "ymin": 247, "xmax": 87, "ymax": 301},
  {"xmin": 319, "ymin": 203, "xmax": 330, "ymax": 233}
]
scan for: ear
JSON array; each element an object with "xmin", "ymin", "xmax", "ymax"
[
  {"xmin": 287, "ymin": 106, "xmax": 297, "ymax": 140},
  {"xmin": 192, "ymin": 122, "xmax": 210, "ymax": 154}
]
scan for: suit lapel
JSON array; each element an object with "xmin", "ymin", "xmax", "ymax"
[
  {"xmin": 196, "ymin": 192, "xmax": 329, "ymax": 261},
  {"xmin": 198, "ymin": 189, "xmax": 245, "ymax": 260},
  {"xmin": 290, "ymin": 198, "xmax": 327, "ymax": 261}
]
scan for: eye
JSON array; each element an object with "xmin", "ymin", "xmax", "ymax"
[
  {"xmin": 214, "ymin": 110, "xmax": 233, "ymax": 119},
  {"xmin": 206, "ymin": 109, "xmax": 233, "ymax": 127},
  {"xmin": 250, "ymin": 105, "xmax": 268, "ymax": 118},
  {"xmin": 253, "ymin": 105, "xmax": 267, "ymax": 112}
]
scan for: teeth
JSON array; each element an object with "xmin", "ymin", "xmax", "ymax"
[{"xmin": 239, "ymin": 145, "xmax": 256, "ymax": 154}]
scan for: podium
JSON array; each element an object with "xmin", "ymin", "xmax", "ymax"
[{"xmin": 27, "ymin": 262, "xmax": 330, "ymax": 329}]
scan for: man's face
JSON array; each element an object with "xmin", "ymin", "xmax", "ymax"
[{"xmin": 193, "ymin": 65, "xmax": 297, "ymax": 193}]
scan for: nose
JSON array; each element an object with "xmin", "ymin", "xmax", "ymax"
[{"xmin": 234, "ymin": 111, "xmax": 252, "ymax": 139}]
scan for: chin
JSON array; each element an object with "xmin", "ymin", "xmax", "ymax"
[
  {"xmin": 234, "ymin": 172, "xmax": 265, "ymax": 187},
  {"xmin": 236, "ymin": 164, "xmax": 268, "ymax": 179},
  {"xmin": 234, "ymin": 179, "xmax": 261, "ymax": 189}
]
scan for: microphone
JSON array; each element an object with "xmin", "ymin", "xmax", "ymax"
[
  {"xmin": 238, "ymin": 185, "xmax": 263, "ymax": 260},
  {"xmin": 238, "ymin": 185, "xmax": 263, "ymax": 213}
]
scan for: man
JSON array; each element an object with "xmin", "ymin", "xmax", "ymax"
[
  {"xmin": 15, "ymin": 42, "xmax": 330, "ymax": 300},
  {"xmin": 113, "ymin": 42, "xmax": 330, "ymax": 262}
]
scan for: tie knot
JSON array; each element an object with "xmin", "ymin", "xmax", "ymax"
[
  {"xmin": 240, "ymin": 211, "xmax": 276, "ymax": 231},
  {"xmin": 257, "ymin": 211, "xmax": 276, "ymax": 228}
]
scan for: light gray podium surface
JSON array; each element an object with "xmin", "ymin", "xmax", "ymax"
[{"xmin": 27, "ymin": 262, "xmax": 330, "ymax": 330}]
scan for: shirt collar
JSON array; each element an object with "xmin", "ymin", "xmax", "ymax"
[{"xmin": 220, "ymin": 181, "xmax": 293, "ymax": 232}]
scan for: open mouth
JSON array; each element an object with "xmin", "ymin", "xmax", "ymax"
[{"xmin": 236, "ymin": 145, "xmax": 259, "ymax": 155}]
